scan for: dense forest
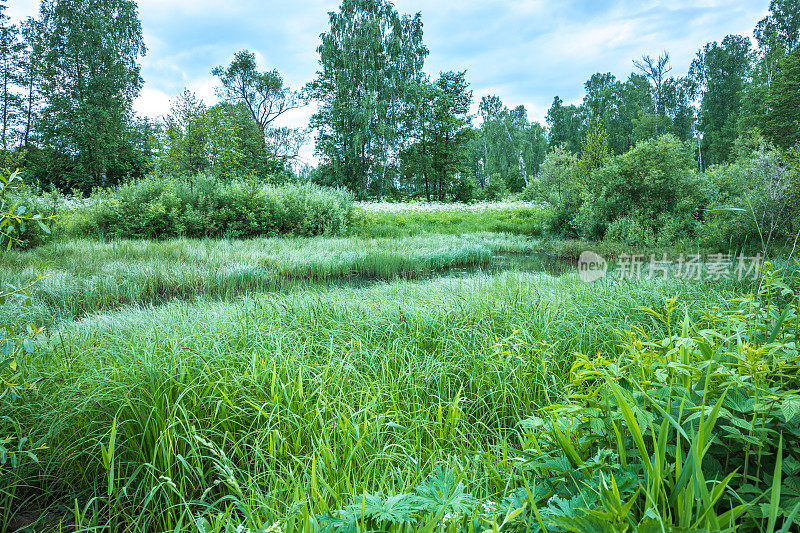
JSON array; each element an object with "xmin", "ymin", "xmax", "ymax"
[{"xmin": 0, "ymin": 0, "xmax": 797, "ymax": 199}]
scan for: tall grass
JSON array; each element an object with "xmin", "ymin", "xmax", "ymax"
[
  {"xmin": 350, "ymin": 202, "xmax": 548, "ymax": 238},
  {"xmin": 0, "ymin": 234, "xmax": 543, "ymax": 326},
  {"xmin": 2, "ymin": 269, "xmax": 751, "ymax": 531}
]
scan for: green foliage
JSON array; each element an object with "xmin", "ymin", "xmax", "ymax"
[
  {"xmin": 449, "ymin": 173, "xmax": 478, "ymax": 203},
  {"xmin": 154, "ymin": 91, "xmax": 287, "ymax": 182},
  {"xmin": 0, "ymin": 0, "xmax": 24, "ymax": 152},
  {"xmin": 400, "ymin": 72, "xmax": 474, "ymax": 201},
  {"xmin": 69, "ymin": 175, "xmax": 353, "ymax": 240},
  {"xmin": 0, "ymin": 172, "xmax": 48, "ymax": 529},
  {"xmin": 578, "ymin": 118, "xmax": 612, "ymax": 180},
  {"xmin": 547, "ymin": 96, "xmax": 584, "ymax": 153},
  {"xmin": 470, "ymin": 96, "xmax": 546, "ymax": 193},
  {"xmin": 33, "ymin": 0, "xmax": 146, "ymax": 191},
  {"xmin": 516, "ymin": 264, "xmax": 800, "ymax": 531},
  {"xmin": 212, "ymin": 50, "xmax": 303, "ymax": 162},
  {"xmin": 0, "ymin": 170, "xmax": 54, "ymax": 248},
  {"xmin": 350, "ymin": 203, "xmax": 547, "ymax": 238},
  {"xmin": 700, "ymin": 136, "xmax": 800, "ymax": 252},
  {"xmin": 763, "ymin": 46, "xmax": 800, "ymax": 149},
  {"xmin": 576, "ymin": 135, "xmax": 701, "ymax": 242},
  {"xmin": 308, "ymin": 0, "xmax": 427, "ymax": 199},
  {"xmin": 482, "ymin": 173, "xmax": 506, "ymax": 201},
  {"xmin": 525, "ymin": 145, "xmax": 580, "ymax": 236},
  {"xmin": 690, "ymin": 35, "xmax": 753, "ymax": 166}
]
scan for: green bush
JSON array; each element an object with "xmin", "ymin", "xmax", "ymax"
[
  {"xmin": 0, "ymin": 172, "xmax": 57, "ymax": 249},
  {"xmin": 525, "ymin": 145, "xmax": 582, "ymax": 237},
  {"xmin": 482, "ymin": 173, "xmax": 506, "ymax": 201},
  {"xmin": 67, "ymin": 175, "xmax": 353, "ymax": 240},
  {"xmin": 577, "ymin": 134, "xmax": 703, "ymax": 240},
  {"xmin": 451, "ymin": 173, "xmax": 478, "ymax": 203},
  {"xmin": 604, "ymin": 215, "xmax": 655, "ymax": 246},
  {"xmin": 699, "ymin": 138, "xmax": 799, "ymax": 252}
]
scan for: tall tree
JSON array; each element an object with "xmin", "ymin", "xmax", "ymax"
[
  {"xmin": 583, "ymin": 72, "xmax": 616, "ymax": 121},
  {"xmin": 662, "ymin": 77, "xmax": 696, "ymax": 142},
  {"xmin": 401, "ymin": 72, "xmax": 472, "ymax": 200},
  {"xmin": 35, "ymin": 0, "xmax": 145, "ymax": 190},
  {"xmin": 762, "ymin": 46, "xmax": 800, "ymax": 148},
  {"xmin": 428, "ymin": 71, "xmax": 472, "ymax": 201},
  {"xmin": 578, "ymin": 118, "xmax": 612, "ymax": 186},
  {"xmin": 161, "ymin": 89, "xmax": 209, "ymax": 177},
  {"xmin": 212, "ymin": 51, "xmax": 302, "ymax": 162},
  {"xmin": 17, "ymin": 18, "xmax": 40, "ymax": 152},
  {"xmin": 309, "ymin": 0, "xmax": 427, "ymax": 199},
  {"xmin": 633, "ymin": 51, "xmax": 672, "ymax": 136},
  {"xmin": 0, "ymin": 0, "xmax": 22, "ymax": 151},
  {"xmin": 546, "ymin": 96, "xmax": 583, "ymax": 153},
  {"xmin": 755, "ymin": 0, "xmax": 800, "ymax": 55},
  {"xmin": 690, "ymin": 35, "xmax": 752, "ymax": 166},
  {"xmin": 744, "ymin": 0, "xmax": 800, "ymax": 144},
  {"xmin": 475, "ymin": 97, "xmax": 545, "ymax": 192}
]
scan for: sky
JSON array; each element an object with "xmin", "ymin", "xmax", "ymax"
[{"xmin": 8, "ymin": 0, "xmax": 769, "ymax": 165}]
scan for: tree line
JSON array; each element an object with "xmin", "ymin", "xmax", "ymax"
[{"xmin": 0, "ymin": 0, "xmax": 798, "ymax": 201}]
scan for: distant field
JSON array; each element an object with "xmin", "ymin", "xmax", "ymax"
[{"xmin": 350, "ymin": 201, "xmax": 548, "ymax": 238}]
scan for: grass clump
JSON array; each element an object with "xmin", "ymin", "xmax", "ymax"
[
  {"xmin": 0, "ymin": 233, "xmax": 540, "ymax": 326},
  {"xmin": 1, "ymin": 269, "xmax": 750, "ymax": 531},
  {"xmin": 350, "ymin": 202, "xmax": 548, "ymax": 238}
]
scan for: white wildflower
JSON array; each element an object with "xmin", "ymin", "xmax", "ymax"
[
  {"xmin": 261, "ymin": 522, "xmax": 283, "ymax": 533},
  {"xmin": 441, "ymin": 512, "xmax": 463, "ymax": 525},
  {"xmin": 481, "ymin": 500, "xmax": 498, "ymax": 515}
]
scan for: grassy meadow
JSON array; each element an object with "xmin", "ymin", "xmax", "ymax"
[{"xmin": 2, "ymin": 202, "xmax": 799, "ymax": 532}]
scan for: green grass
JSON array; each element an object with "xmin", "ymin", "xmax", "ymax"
[
  {"xmin": 350, "ymin": 202, "xmax": 548, "ymax": 238},
  {"xmin": 2, "ymin": 257, "xmax": 753, "ymax": 531},
  {"xmin": 6, "ymin": 230, "xmax": 798, "ymax": 532},
  {"xmin": 0, "ymin": 233, "xmax": 543, "ymax": 327}
]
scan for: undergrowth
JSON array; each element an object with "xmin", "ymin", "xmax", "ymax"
[{"xmin": 0, "ymin": 265, "xmax": 767, "ymax": 531}]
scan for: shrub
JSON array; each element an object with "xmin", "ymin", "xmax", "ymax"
[
  {"xmin": 527, "ymin": 145, "xmax": 581, "ymax": 237},
  {"xmin": 451, "ymin": 173, "xmax": 478, "ymax": 203},
  {"xmin": 699, "ymin": 138, "xmax": 799, "ymax": 253},
  {"xmin": 604, "ymin": 215, "xmax": 655, "ymax": 246},
  {"xmin": 67, "ymin": 175, "xmax": 353, "ymax": 240},
  {"xmin": 482, "ymin": 173, "xmax": 506, "ymax": 201},
  {"xmin": 577, "ymin": 134, "xmax": 703, "ymax": 240}
]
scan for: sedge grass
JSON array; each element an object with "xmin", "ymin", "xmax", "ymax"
[
  {"xmin": 0, "ymin": 233, "xmax": 544, "ymax": 327},
  {"xmin": 2, "ymin": 269, "xmax": 751, "ymax": 531}
]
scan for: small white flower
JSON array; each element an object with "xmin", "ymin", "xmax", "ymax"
[
  {"xmin": 441, "ymin": 512, "xmax": 463, "ymax": 525},
  {"xmin": 261, "ymin": 522, "xmax": 283, "ymax": 533},
  {"xmin": 481, "ymin": 500, "xmax": 500, "ymax": 516}
]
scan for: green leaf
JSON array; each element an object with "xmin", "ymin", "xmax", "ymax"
[{"xmin": 767, "ymin": 434, "xmax": 783, "ymax": 533}]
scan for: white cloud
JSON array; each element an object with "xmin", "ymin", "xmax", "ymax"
[
  {"xmin": 134, "ymin": 87, "xmax": 171, "ymax": 118},
  {"xmin": 7, "ymin": 0, "xmax": 772, "ymax": 158}
]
